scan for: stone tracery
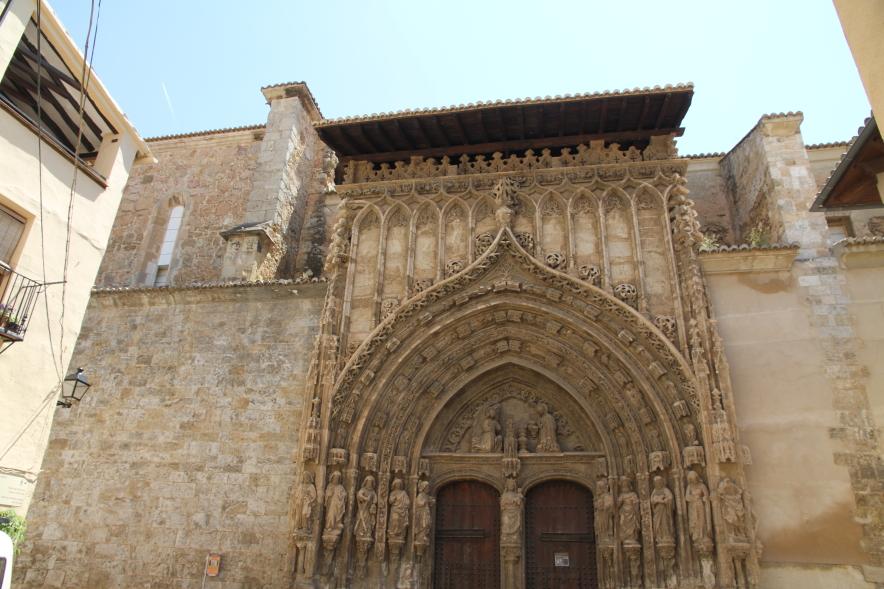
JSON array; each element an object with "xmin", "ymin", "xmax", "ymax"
[{"xmin": 290, "ymin": 145, "xmax": 760, "ymax": 588}]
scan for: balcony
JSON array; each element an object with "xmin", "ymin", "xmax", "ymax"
[{"xmin": 0, "ymin": 262, "xmax": 41, "ymax": 348}]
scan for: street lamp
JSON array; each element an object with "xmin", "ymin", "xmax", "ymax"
[{"xmin": 57, "ymin": 367, "xmax": 91, "ymax": 408}]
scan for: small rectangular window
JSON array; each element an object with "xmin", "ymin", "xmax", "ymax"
[{"xmin": 0, "ymin": 204, "xmax": 25, "ymax": 265}]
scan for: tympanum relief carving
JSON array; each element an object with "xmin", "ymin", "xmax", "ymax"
[{"xmin": 428, "ymin": 381, "xmax": 590, "ymax": 454}]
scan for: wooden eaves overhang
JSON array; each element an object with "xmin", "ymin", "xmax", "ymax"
[
  {"xmin": 0, "ymin": 3, "xmax": 153, "ymax": 172},
  {"xmin": 315, "ymin": 84, "xmax": 693, "ymax": 166},
  {"xmin": 812, "ymin": 115, "xmax": 884, "ymax": 211}
]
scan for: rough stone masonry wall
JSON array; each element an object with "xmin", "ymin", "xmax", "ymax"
[
  {"xmin": 95, "ymin": 129, "xmax": 263, "ymax": 288},
  {"xmin": 719, "ymin": 120, "xmax": 784, "ymax": 244},
  {"xmin": 686, "ymin": 157, "xmax": 738, "ymax": 244},
  {"xmin": 15, "ymin": 283, "xmax": 325, "ymax": 588}
]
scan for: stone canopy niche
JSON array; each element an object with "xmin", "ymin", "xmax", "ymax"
[{"xmin": 424, "ymin": 365, "xmax": 600, "ymax": 454}]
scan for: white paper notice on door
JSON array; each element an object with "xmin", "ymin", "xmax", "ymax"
[{"xmin": 554, "ymin": 552, "xmax": 570, "ymax": 567}]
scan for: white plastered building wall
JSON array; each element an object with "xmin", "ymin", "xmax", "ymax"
[{"xmin": 0, "ymin": 0, "xmax": 151, "ymax": 514}]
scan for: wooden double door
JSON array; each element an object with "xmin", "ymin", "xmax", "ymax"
[{"xmin": 434, "ymin": 479, "xmax": 596, "ymax": 589}]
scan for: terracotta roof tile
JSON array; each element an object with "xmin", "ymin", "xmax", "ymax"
[
  {"xmin": 315, "ymin": 83, "xmax": 694, "ymax": 127},
  {"xmin": 145, "ymin": 124, "xmax": 265, "ymax": 142}
]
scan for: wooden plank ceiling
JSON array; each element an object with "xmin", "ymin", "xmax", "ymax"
[{"xmin": 316, "ymin": 85, "xmax": 693, "ymax": 164}]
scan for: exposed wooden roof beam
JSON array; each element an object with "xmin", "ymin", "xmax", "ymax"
[
  {"xmin": 3, "ymin": 79, "xmax": 85, "ymax": 153},
  {"xmin": 18, "ymin": 38, "xmax": 82, "ymax": 91},
  {"xmin": 476, "ymin": 110, "xmax": 490, "ymax": 143},
  {"xmin": 492, "ymin": 108, "xmax": 507, "ymax": 141},
  {"xmin": 449, "ymin": 114, "xmax": 470, "ymax": 144},
  {"xmin": 580, "ymin": 102, "xmax": 589, "ymax": 135},
  {"xmin": 329, "ymin": 126, "xmax": 360, "ymax": 155},
  {"xmin": 559, "ymin": 103, "xmax": 566, "ymax": 136},
  {"xmin": 350, "ymin": 125, "xmax": 382, "ymax": 152},
  {"xmin": 370, "ymin": 122, "xmax": 396, "ymax": 152},
  {"xmin": 519, "ymin": 107, "xmax": 526, "ymax": 140},
  {"xmin": 431, "ymin": 115, "xmax": 453, "ymax": 144},
  {"xmin": 673, "ymin": 96, "xmax": 691, "ymax": 128},
  {"xmin": 598, "ymin": 101, "xmax": 609, "ymax": 134},
  {"xmin": 616, "ymin": 97, "xmax": 629, "ymax": 132},
  {"xmin": 9, "ymin": 74, "xmax": 97, "ymax": 152},
  {"xmin": 6, "ymin": 58, "xmax": 105, "ymax": 141},
  {"xmin": 653, "ymin": 93, "xmax": 672, "ymax": 129},
  {"xmin": 338, "ymin": 127, "xmax": 684, "ymax": 164},
  {"xmin": 391, "ymin": 119, "xmax": 415, "ymax": 148},
  {"xmin": 7, "ymin": 64, "xmax": 101, "ymax": 151},
  {"xmin": 636, "ymin": 96, "xmax": 651, "ymax": 131},
  {"xmin": 414, "ymin": 116, "xmax": 436, "ymax": 148}
]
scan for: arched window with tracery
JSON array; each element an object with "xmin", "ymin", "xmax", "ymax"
[{"xmin": 153, "ymin": 205, "xmax": 183, "ymax": 286}]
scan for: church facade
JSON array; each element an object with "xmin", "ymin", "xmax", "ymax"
[{"xmin": 15, "ymin": 82, "xmax": 884, "ymax": 589}]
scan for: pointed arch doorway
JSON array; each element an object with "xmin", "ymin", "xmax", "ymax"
[
  {"xmin": 525, "ymin": 480, "xmax": 597, "ymax": 589},
  {"xmin": 434, "ymin": 481, "xmax": 500, "ymax": 589}
]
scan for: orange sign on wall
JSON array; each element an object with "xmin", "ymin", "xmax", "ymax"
[{"xmin": 206, "ymin": 554, "xmax": 221, "ymax": 577}]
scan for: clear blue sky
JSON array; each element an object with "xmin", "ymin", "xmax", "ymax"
[{"xmin": 52, "ymin": 0, "xmax": 870, "ymax": 155}]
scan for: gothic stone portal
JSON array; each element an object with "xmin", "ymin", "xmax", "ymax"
[{"xmin": 291, "ymin": 156, "xmax": 761, "ymax": 588}]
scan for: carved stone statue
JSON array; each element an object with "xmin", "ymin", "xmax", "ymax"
[
  {"xmin": 683, "ymin": 422, "xmax": 700, "ymax": 445},
  {"xmin": 594, "ymin": 477, "xmax": 615, "ymax": 541},
  {"xmin": 718, "ymin": 476, "xmax": 748, "ymax": 540},
  {"xmin": 322, "ymin": 471, "xmax": 347, "ymax": 544},
  {"xmin": 413, "ymin": 480, "xmax": 434, "ymax": 555},
  {"xmin": 294, "ymin": 470, "xmax": 318, "ymax": 576},
  {"xmin": 651, "ymin": 475, "xmax": 675, "ymax": 542},
  {"xmin": 354, "ymin": 475, "xmax": 377, "ymax": 573},
  {"xmin": 387, "ymin": 478, "xmax": 411, "ymax": 542},
  {"xmin": 652, "ymin": 475, "xmax": 677, "ymax": 589},
  {"xmin": 471, "ymin": 404, "xmax": 502, "ymax": 453},
  {"xmin": 535, "ymin": 402, "xmax": 560, "ymax": 452},
  {"xmin": 500, "ymin": 478, "xmax": 523, "ymax": 545},
  {"xmin": 354, "ymin": 475, "xmax": 377, "ymax": 540},
  {"xmin": 685, "ymin": 470, "xmax": 712, "ymax": 546},
  {"xmin": 618, "ymin": 476, "xmax": 641, "ymax": 544},
  {"xmin": 295, "ymin": 471, "xmax": 318, "ymax": 533}
]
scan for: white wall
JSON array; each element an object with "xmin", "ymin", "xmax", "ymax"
[{"xmin": 0, "ymin": 36, "xmax": 139, "ymax": 512}]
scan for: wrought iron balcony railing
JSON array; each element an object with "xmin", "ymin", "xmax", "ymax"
[{"xmin": 0, "ymin": 262, "xmax": 41, "ymax": 346}]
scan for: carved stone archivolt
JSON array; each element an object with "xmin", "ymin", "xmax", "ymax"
[{"xmin": 289, "ymin": 159, "xmax": 761, "ymax": 588}]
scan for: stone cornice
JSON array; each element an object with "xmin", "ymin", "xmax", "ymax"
[
  {"xmin": 90, "ymin": 279, "xmax": 327, "ymax": 307},
  {"xmin": 260, "ymin": 81, "xmax": 323, "ymax": 121},
  {"xmin": 698, "ymin": 244, "xmax": 799, "ymax": 274},
  {"xmin": 833, "ymin": 236, "xmax": 884, "ymax": 268}
]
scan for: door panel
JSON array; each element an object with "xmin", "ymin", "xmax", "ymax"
[
  {"xmin": 526, "ymin": 480, "xmax": 597, "ymax": 589},
  {"xmin": 434, "ymin": 480, "xmax": 500, "ymax": 589}
]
